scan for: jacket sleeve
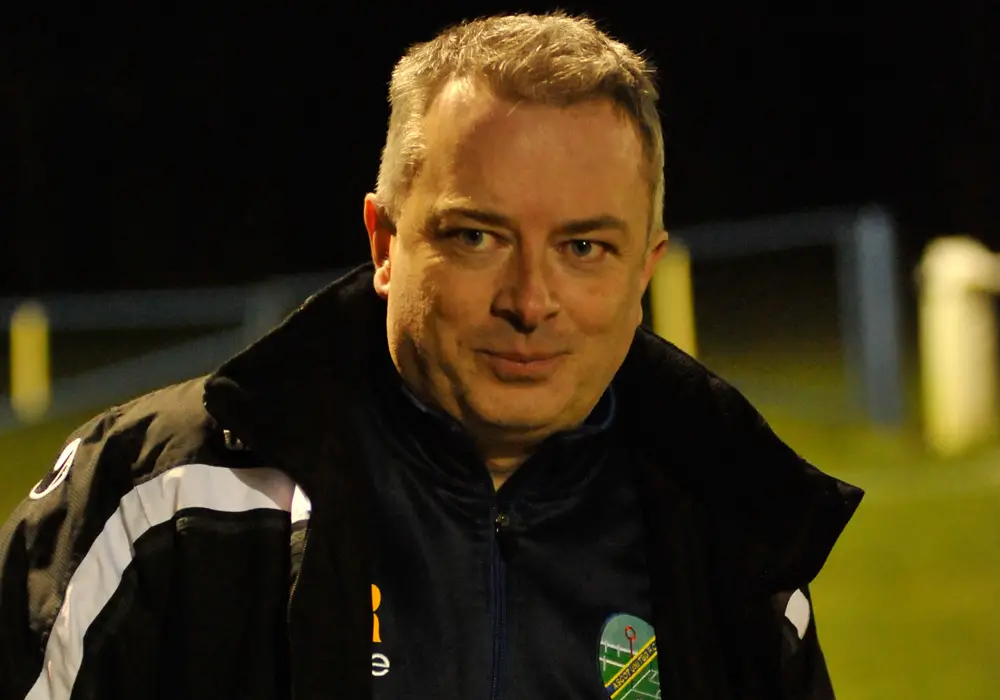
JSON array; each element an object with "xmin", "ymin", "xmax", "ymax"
[
  {"xmin": 0, "ymin": 411, "xmax": 131, "ymax": 700},
  {"xmin": 772, "ymin": 585, "xmax": 837, "ymax": 700}
]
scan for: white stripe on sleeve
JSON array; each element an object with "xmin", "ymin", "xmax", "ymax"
[
  {"xmin": 26, "ymin": 464, "xmax": 297, "ymax": 700},
  {"xmin": 291, "ymin": 484, "xmax": 312, "ymax": 526},
  {"xmin": 784, "ymin": 588, "xmax": 812, "ymax": 641}
]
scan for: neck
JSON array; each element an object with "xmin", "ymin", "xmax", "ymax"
[
  {"xmin": 474, "ymin": 427, "xmax": 537, "ymax": 489},
  {"xmin": 484, "ymin": 452, "xmax": 530, "ymax": 490},
  {"xmin": 468, "ymin": 402, "xmax": 612, "ymax": 490},
  {"xmin": 470, "ymin": 419, "xmax": 564, "ymax": 490}
]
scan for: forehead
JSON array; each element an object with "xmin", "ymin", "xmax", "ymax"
[{"xmin": 414, "ymin": 80, "xmax": 648, "ymax": 228}]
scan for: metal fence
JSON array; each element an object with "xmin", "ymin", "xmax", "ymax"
[{"xmin": 0, "ymin": 205, "xmax": 903, "ymax": 435}]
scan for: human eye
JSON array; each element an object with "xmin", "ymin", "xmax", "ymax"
[
  {"xmin": 444, "ymin": 228, "xmax": 496, "ymax": 250},
  {"xmin": 563, "ymin": 239, "xmax": 612, "ymax": 262}
]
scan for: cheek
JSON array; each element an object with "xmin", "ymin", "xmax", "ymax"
[
  {"xmin": 415, "ymin": 264, "xmax": 493, "ymax": 344},
  {"xmin": 387, "ymin": 264, "xmax": 434, "ymax": 346},
  {"xmin": 566, "ymin": 276, "xmax": 643, "ymax": 336}
]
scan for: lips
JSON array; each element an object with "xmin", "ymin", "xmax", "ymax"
[
  {"xmin": 477, "ymin": 350, "xmax": 568, "ymax": 380},
  {"xmin": 481, "ymin": 351, "xmax": 566, "ymax": 363}
]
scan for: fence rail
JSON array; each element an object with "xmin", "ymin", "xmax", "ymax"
[
  {"xmin": 0, "ymin": 271, "xmax": 338, "ymax": 332},
  {"xmin": 0, "ymin": 205, "xmax": 905, "ymax": 435}
]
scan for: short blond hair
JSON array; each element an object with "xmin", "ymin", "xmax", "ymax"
[{"xmin": 374, "ymin": 11, "xmax": 665, "ymax": 233}]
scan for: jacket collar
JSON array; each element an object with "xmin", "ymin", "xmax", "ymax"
[
  {"xmin": 203, "ymin": 262, "xmax": 862, "ymax": 592},
  {"xmin": 204, "ymin": 264, "xmax": 380, "ymax": 494},
  {"xmin": 617, "ymin": 327, "xmax": 863, "ymax": 593}
]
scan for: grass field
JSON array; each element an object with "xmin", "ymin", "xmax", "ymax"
[
  {"xmin": 762, "ymin": 409, "xmax": 1000, "ymax": 699},
  {"xmin": 1, "ymin": 248, "xmax": 997, "ymax": 698}
]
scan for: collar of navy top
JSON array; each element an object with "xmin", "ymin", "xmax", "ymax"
[{"xmin": 360, "ymin": 337, "xmax": 618, "ymax": 504}]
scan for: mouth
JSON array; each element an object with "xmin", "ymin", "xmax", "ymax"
[
  {"xmin": 476, "ymin": 350, "xmax": 569, "ymax": 381},
  {"xmin": 481, "ymin": 351, "xmax": 567, "ymax": 363}
]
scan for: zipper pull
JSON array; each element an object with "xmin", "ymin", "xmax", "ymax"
[
  {"xmin": 494, "ymin": 511, "xmax": 510, "ymax": 534},
  {"xmin": 494, "ymin": 511, "xmax": 518, "ymax": 559}
]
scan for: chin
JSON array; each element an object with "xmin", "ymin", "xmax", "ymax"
[
  {"xmin": 464, "ymin": 389, "xmax": 569, "ymax": 433},
  {"xmin": 475, "ymin": 419, "xmax": 559, "ymax": 442}
]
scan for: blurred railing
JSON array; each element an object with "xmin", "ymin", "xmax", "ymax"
[
  {"xmin": 0, "ymin": 271, "xmax": 338, "ymax": 435},
  {"xmin": 0, "ymin": 205, "xmax": 904, "ymax": 434},
  {"xmin": 671, "ymin": 204, "xmax": 903, "ymax": 426}
]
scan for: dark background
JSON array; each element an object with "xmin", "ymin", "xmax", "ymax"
[{"xmin": 2, "ymin": 2, "xmax": 996, "ymax": 295}]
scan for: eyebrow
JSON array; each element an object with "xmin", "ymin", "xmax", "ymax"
[{"xmin": 427, "ymin": 205, "xmax": 630, "ymax": 237}]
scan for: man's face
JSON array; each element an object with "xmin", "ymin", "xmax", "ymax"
[{"xmin": 366, "ymin": 80, "xmax": 666, "ymax": 448}]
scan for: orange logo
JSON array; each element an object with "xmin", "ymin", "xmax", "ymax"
[
  {"xmin": 371, "ymin": 583, "xmax": 390, "ymax": 677},
  {"xmin": 372, "ymin": 584, "xmax": 382, "ymax": 643}
]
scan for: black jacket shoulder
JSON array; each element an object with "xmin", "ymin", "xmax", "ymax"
[{"xmin": 0, "ymin": 376, "xmax": 275, "ymax": 699}]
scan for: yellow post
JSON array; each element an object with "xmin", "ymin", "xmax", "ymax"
[
  {"xmin": 918, "ymin": 236, "xmax": 1000, "ymax": 457},
  {"xmin": 10, "ymin": 300, "xmax": 51, "ymax": 423},
  {"xmin": 649, "ymin": 240, "xmax": 697, "ymax": 358}
]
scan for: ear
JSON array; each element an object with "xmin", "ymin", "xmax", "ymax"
[
  {"xmin": 637, "ymin": 230, "xmax": 668, "ymax": 326},
  {"xmin": 641, "ymin": 229, "xmax": 669, "ymax": 289},
  {"xmin": 364, "ymin": 194, "xmax": 395, "ymax": 299}
]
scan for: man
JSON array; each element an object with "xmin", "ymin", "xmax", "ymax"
[{"xmin": 0, "ymin": 12, "xmax": 862, "ymax": 700}]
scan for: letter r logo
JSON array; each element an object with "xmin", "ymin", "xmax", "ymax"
[{"xmin": 372, "ymin": 584, "xmax": 382, "ymax": 643}]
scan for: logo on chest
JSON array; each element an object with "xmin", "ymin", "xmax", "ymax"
[{"xmin": 597, "ymin": 613, "xmax": 660, "ymax": 699}]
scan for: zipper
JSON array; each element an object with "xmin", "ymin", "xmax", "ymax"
[
  {"xmin": 288, "ymin": 521, "xmax": 311, "ymax": 617},
  {"xmin": 489, "ymin": 505, "xmax": 510, "ymax": 700},
  {"xmin": 217, "ymin": 422, "xmax": 313, "ymax": 699},
  {"xmin": 287, "ymin": 519, "xmax": 311, "ymax": 700},
  {"xmin": 285, "ymin": 518, "xmax": 312, "ymax": 700},
  {"xmin": 221, "ymin": 424, "xmax": 312, "ymax": 629}
]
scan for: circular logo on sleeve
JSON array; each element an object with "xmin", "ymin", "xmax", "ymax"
[
  {"xmin": 29, "ymin": 438, "xmax": 82, "ymax": 500},
  {"xmin": 597, "ymin": 613, "xmax": 660, "ymax": 699}
]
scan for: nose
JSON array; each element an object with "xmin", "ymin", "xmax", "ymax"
[{"xmin": 491, "ymin": 248, "xmax": 560, "ymax": 333}]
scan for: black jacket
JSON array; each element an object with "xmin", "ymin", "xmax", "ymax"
[{"xmin": 0, "ymin": 265, "xmax": 862, "ymax": 699}]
